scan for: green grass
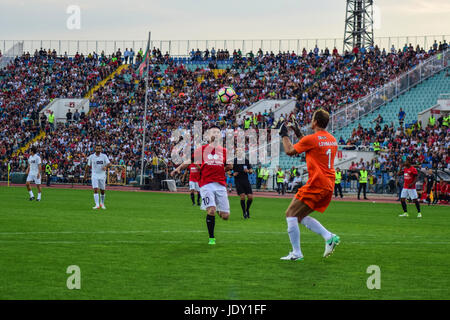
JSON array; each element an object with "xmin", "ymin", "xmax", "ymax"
[{"xmin": 0, "ymin": 186, "xmax": 449, "ymax": 300}]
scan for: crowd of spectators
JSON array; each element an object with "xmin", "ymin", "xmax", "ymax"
[
  {"xmin": 342, "ymin": 116, "xmax": 449, "ymax": 171},
  {"xmin": 2, "ymin": 41, "xmax": 449, "ymax": 185},
  {"xmin": 0, "ymin": 49, "xmax": 118, "ymax": 161}
]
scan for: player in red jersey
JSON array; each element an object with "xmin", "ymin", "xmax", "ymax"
[
  {"xmin": 171, "ymin": 126, "xmax": 233, "ymax": 245},
  {"xmin": 275, "ymin": 109, "xmax": 340, "ymax": 262},
  {"xmin": 398, "ymin": 158, "xmax": 422, "ymax": 218},
  {"xmin": 184, "ymin": 163, "xmax": 201, "ymax": 206}
]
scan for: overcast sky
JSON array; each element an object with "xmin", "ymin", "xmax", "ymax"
[{"xmin": 0, "ymin": 0, "xmax": 449, "ymax": 41}]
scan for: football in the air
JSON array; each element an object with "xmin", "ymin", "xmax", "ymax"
[{"xmin": 217, "ymin": 86, "xmax": 236, "ymax": 104}]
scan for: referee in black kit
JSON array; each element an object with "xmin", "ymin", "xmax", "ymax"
[{"xmin": 233, "ymin": 156, "xmax": 254, "ymax": 219}]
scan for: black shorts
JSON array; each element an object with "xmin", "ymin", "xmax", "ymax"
[{"xmin": 235, "ymin": 179, "xmax": 253, "ymax": 195}]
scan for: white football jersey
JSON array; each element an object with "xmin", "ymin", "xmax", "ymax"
[
  {"xmin": 88, "ymin": 153, "xmax": 110, "ymax": 179},
  {"xmin": 28, "ymin": 154, "xmax": 41, "ymax": 175}
]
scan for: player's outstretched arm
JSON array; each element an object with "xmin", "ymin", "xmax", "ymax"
[
  {"xmin": 287, "ymin": 115, "xmax": 303, "ymax": 139},
  {"xmin": 274, "ymin": 117, "xmax": 297, "ymax": 156},
  {"xmin": 171, "ymin": 160, "xmax": 190, "ymax": 177},
  {"xmin": 282, "ymin": 136, "xmax": 297, "ymax": 156}
]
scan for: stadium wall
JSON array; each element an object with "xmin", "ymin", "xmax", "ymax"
[
  {"xmin": 418, "ymin": 94, "xmax": 450, "ymax": 125},
  {"xmin": 39, "ymin": 98, "xmax": 89, "ymax": 124}
]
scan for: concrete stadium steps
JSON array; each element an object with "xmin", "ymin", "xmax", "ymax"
[
  {"xmin": 212, "ymin": 69, "xmax": 226, "ymax": 78},
  {"xmin": 9, "ymin": 64, "xmax": 130, "ymax": 159},
  {"xmin": 11, "ymin": 130, "xmax": 46, "ymax": 158},
  {"xmin": 84, "ymin": 63, "xmax": 130, "ymax": 100},
  {"xmin": 333, "ymin": 70, "xmax": 450, "ymax": 141}
]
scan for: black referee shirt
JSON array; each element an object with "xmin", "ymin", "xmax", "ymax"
[{"xmin": 233, "ymin": 158, "xmax": 252, "ymax": 182}]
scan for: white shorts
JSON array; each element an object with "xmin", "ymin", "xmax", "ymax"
[
  {"xmin": 401, "ymin": 188, "xmax": 418, "ymax": 200},
  {"xmin": 92, "ymin": 177, "xmax": 106, "ymax": 190},
  {"xmin": 189, "ymin": 181, "xmax": 200, "ymax": 192},
  {"xmin": 26, "ymin": 174, "xmax": 41, "ymax": 185},
  {"xmin": 200, "ymin": 182, "xmax": 230, "ymax": 213}
]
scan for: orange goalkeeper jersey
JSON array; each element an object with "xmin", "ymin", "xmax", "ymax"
[{"xmin": 293, "ymin": 130, "xmax": 338, "ymax": 191}]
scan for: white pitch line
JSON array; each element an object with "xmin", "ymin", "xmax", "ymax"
[
  {"xmin": 0, "ymin": 240, "xmax": 448, "ymax": 245},
  {"xmin": 0, "ymin": 230, "xmax": 444, "ymax": 239}
]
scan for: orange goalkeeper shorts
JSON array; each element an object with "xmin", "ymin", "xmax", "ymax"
[{"xmin": 295, "ymin": 184, "xmax": 333, "ymax": 213}]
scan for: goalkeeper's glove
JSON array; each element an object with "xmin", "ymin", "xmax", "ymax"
[
  {"xmin": 287, "ymin": 114, "xmax": 303, "ymax": 138},
  {"xmin": 273, "ymin": 117, "xmax": 288, "ymax": 138}
]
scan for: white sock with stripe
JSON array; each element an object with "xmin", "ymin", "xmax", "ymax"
[
  {"xmin": 286, "ymin": 217, "xmax": 302, "ymax": 257},
  {"xmin": 94, "ymin": 193, "xmax": 99, "ymax": 207},
  {"xmin": 300, "ymin": 216, "xmax": 332, "ymax": 241}
]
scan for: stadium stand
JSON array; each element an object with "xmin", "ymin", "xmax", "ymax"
[
  {"xmin": 333, "ymin": 70, "xmax": 450, "ymax": 142},
  {"xmin": 0, "ymin": 49, "xmax": 119, "ymax": 161},
  {"xmin": 1, "ymin": 42, "xmax": 449, "ymax": 188}
]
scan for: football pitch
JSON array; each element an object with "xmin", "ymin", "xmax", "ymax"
[{"xmin": 0, "ymin": 186, "xmax": 449, "ymax": 300}]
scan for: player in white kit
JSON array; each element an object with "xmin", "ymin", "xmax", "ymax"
[
  {"xmin": 86, "ymin": 145, "xmax": 111, "ymax": 210},
  {"xmin": 26, "ymin": 146, "xmax": 42, "ymax": 201}
]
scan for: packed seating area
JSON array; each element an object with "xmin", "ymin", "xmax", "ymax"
[
  {"xmin": 1, "ymin": 41, "xmax": 449, "ymax": 183},
  {"xmin": 0, "ymin": 49, "xmax": 117, "ymax": 161},
  {"xmin": 343, "ymin": 116, "xmax": 449, "ymax": 169}
]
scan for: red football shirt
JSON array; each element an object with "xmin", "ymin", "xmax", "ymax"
[
  {"xmin": 193, "ymin": 144, "xmax": 227, "ymax": 187},
  {"xmin": 188, "ymin": 164, "xmax": 200, "ymax": 183},
  {"xmin": 403, "ymin": 166, "xmax": 418, "ymax": 189}
]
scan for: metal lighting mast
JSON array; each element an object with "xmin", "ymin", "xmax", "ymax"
[{"xmin": 343, "ymin": 0, "xmax": 374, "ymax": 52}]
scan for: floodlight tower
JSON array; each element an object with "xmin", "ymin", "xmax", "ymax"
[{"xmin": 343, "ymin": 0, "xmax": 374, "ymax": 52}]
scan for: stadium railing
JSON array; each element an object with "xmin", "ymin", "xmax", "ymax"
[
  {"xmin": 2, "ymin": 35, "xmax": 448, "ymax": 57},
  {"xmin": 331, "ymin": 48, "xmax": 450, "ymax": 133}
]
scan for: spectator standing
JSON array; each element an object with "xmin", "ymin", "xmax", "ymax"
[
  {"xmin": 47, "ymin": 111, "xmax": 55, "ymax": 131},
  {"xmin": 276, "ymin": 167, "xmax": 285, "ymax": 195},
  {"xmin": 355, "ymin": 165, "xmax": 369, "ymax": 200},
  {"xmin": 66, "ymin": 109, "xmax": 73, "ymax": 124},
  {"xmin": 45, "ymin": 161, "xmax": 52, "ymax": 186},
  {"xmin": 73, "ymin": 109, "xmax": 80, "ymax": 123},
  {"xmin": 124, "ymin": 48, "xmax": 130, "ymax": 64},
  {"xmin": 334, "ymin": 167, "xmax": 343, "ymax": 198},
  {"xmin": 129, "ymin": 49, "xmax": 135, "ymax": 64},
  {"xmin": 398, "ymin": 108, "xmax": 406, "ymax": 127},
  {"xmin": 40, "ymin": 113, "xmax": 47, "ymax": 130},
  {"xmin": 256, "ymin": 164, "xmax": 263, "ymax": 190}
]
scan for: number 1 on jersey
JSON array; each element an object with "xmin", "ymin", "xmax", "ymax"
[{"xmin": 326, "ymin": 148, "xmax": 331, "ymax": 169}]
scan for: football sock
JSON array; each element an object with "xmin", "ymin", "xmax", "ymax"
[
  {"xmin": 197, "ymin": 193, "xmax": 201, "ymax": 205},
  {"xmin": 240, "ymin": 200, "xmax": 246, "ymax": 215},
  {"xmin": 29, "ymin": 190, "xmax": 34, "ymax": 198},
  {"xmin": 286, "ymin": 217, "xmax": 302, "ymax": 257},
  {"xmin": 206, "ymin": 214, "xmax": 215, "ymax": 238},
  {"xmin": 100, "ymin": 194, "xmax": 105, "ymax": 205},
  {"xmin": 246, "ymin": 199, "xmax": 253, "ymax": 212},
  {"xmin": 300, "ymin": 216, "xmax": 332, "ymax": 241},
  {"xmin": 37, "ymin": 193, "xmax": 41, "ymax": 200},
  {"xmin": 94, "ymin": 193, "xmax": 99, "ymax": 207},
  {"xmin": 415, "ymin": 201, "xmax": 421, "ymax": 213},
  {"xmin": 190, "ymin": 193, "xmax": 195, "ymax": 204},
  {"xmin": 401, "ymin": 200, "xmax": 407, "ymax": 212}
]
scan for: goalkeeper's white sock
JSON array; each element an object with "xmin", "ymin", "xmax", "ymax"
[
  {"xmin": 100, "ymin": 194, "xmax": 105, "ymax": 205},
  {"xmin": 37, "ymin": 193, "xmax": 41, "ymax": 200},
  {"xmin": 286, "ymin": 217, "xmax": 302, "ymax": 257},
  {"xmin": 29, "ymin": 190, "xmax": 34, "ymax": 198},
  {"xmin": 300, "ymin": 216, "xmax": 332, "ymax": 241},
  {"xmin": 94, "ymin": 193, "xmax": 99, "ymax": 206}
]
